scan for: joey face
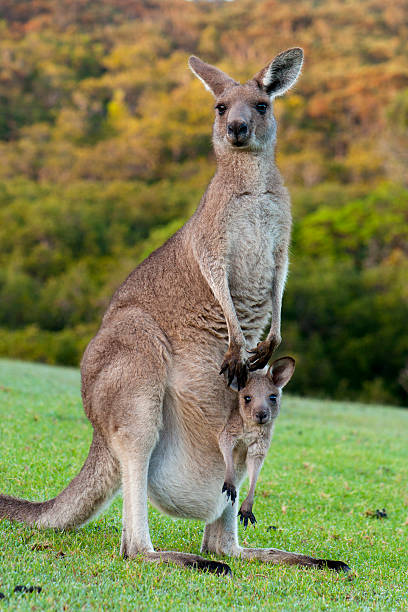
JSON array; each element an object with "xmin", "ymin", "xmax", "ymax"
[
  {"xmin": 213, "ymin": 83, "xmax": 276, "ymax": 153},
  {"xmin": 238, "ymin": 373, "xmax": 281, "ymax": 426},
  {"xmin": 236, "ymin": 356, "xmax": 296, "ymax": 427}
]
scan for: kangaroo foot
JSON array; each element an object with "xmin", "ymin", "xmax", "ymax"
[
  {"xmin": 238, "ymin": 508, "xmax": 257, "ymax": 529},
  {"xmin": 143, "ymin": 551, "xmax": 232, "ymax": 576},
  {"xmin": 222, "ymin": 482, "xmax": 237, "ymax": 505},
  {"xmin": 239, "ymin": 546, "xmax": 350, "ymax": 572}
]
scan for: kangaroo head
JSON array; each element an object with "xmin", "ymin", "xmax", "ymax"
[
  {"xmin": 189, "ymin": 49, "xmax": 303, "ymax": 156},
  {"xmin": 232, "ymin": 357, "xmax": 295, "ymax": 425}
]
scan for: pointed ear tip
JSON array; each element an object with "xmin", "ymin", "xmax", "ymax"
[
  {"xmin": 285, "ymin": 46, "xmax": 303, "ymax": 55},
  {"xmin": 188, "ymin": 55, "xmax": 202, "ymax": 67}
]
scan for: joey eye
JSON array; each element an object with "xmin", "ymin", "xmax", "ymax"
[
  {"xmin": 255, "ymin": 102, "xmax": 268, "ymax": 115},
  {"xmin": 215, "ymin": 104, "xmax": 227, "ymax": 116},
  {"xmin": 244, "ymin": 396, "xmax": 251, "ymax": 404},
  {"xmin": 269, "ymin": 394, "xmax": 277, "ymax": 404}
]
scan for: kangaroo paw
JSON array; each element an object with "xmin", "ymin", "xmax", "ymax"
[
  {"xmin": 238, "ymin": 508, "xmax": 257, "ymax": 529},
  {"xmin": 220, "ymin": 345, "xmax": 248, "ymax": 390},
  {"xmin": 222, "ymin": 482, "xmax": 237, "ymax": 505},
  {"xmin": 248, "ymin": 340, "xmax": 275, "ymax": 371}
]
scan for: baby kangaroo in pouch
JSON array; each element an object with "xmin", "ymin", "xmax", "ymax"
[
  {"xmin": 219, "ymin": 357, "xmax": 295, "ymax": 529},
  {"xmin": 0, "ymin": 48, "xmax": 350, "ymax": 575}
]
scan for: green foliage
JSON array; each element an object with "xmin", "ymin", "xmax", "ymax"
[{"xmin": 0, "ymin": 0, "xmax": 407, "ymax": 405}]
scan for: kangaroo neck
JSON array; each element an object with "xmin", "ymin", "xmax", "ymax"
[{"xmin": 212, "ymin": 148, "xmax": 276, "ymax": 195}]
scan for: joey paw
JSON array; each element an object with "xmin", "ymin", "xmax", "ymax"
[
  {"xmin": 222, "ymin": 482, "xmax": 237, "ymax": 505},
  {"xmin": 238, "ymin": 508, "xmax": 257, "ymax": 529},
  {"xmin": 220, "ymin": 345, "xmax": 248, "ymax": 390}
]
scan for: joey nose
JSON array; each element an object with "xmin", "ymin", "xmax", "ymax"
[
  {"xmin": 256, "ymin": 410, "xmax": 268, "ymax": 424},
  {"xmin": 227, "ymin": 120, "xmax": 248, "ymax": 145}
]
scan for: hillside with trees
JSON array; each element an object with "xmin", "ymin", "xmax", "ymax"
[{"xmin": 0, "ymin": 0, "xmax": 407, "ymax": 405}]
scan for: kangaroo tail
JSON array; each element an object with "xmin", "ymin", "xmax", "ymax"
[{"xmin": 0, "ymin": 431, "xmax": 120, "ymax": 529}]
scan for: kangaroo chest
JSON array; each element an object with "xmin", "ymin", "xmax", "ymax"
[{"xmin": 227, "ymin": 193, "xmax": 289, "ymax": 336}]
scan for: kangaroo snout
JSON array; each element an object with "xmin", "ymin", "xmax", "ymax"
[{"xmin": 227, "ymin": 120, "xmax": 249, "ymax": 145}]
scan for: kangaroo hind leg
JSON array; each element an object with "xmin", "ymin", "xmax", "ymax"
[
  {"xmin": 112, "ymin": 384, "xmax": 231, "ymax": 575},
  {"xmin": 101, "ymin": 310, "xmax": 230, "ymax": 575}
]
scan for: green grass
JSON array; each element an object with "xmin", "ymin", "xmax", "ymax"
[{"xmin": 0, "ymin": 359, "xmax": 407, "ymax": 611}]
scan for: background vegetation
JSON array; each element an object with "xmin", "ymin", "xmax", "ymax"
[{"xmin": 0, "ymin": 0, "xmax": 407, "ymax": 405}]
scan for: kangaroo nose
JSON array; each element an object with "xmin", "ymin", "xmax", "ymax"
[
  {"xmin": 227, "ymin": 120, "xmax": 248, "ymax": 141},
  {"xmin": 256, "ymin": 410, "xmax": 268, "ymax": 424}
]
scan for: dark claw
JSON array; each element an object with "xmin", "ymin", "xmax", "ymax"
[
  {"xmin": 247, "ymin": 341, "xmax": 274, "ymax": 372},
  {"xmin": 237, "ymin": 366, "xmax": 248, "ymax": 391},
  {"xmin": 191, "ymin": 559, "xmax": 232, "ymax": 576},
  {"xmin": 219, "ymin": 363, "xmax": 228, "ymax": 375},
  {"xmin": 238, "ymin": 509, "xmax": 257, "ymax": 529},
  {"xmin": 219, "ymin": 347, "xmax": 249, "ymax": 390},
  {"xmin": 248, "ymin": 353, "xmax": 270, "ymax": 371},
  {"xmin": 315, "ymin": 559, "xmax": 351, "ymax": 573},
  {"xmin": 222, "ymin": 482, "xmax": 236, "ymax": 504}
]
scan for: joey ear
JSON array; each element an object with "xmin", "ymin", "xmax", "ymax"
[
  {"xmin": 267, "ymin": 356, "xmax": 295, "ymax": 389},
  {"xmin": 189, "ymin": 56, "xmax": 237, "ymax": 97},
  {"xmin": 253, "ymin": 48, "xmax": 303, "ymax": 97}
]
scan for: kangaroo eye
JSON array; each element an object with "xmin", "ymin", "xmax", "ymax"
[
  {"xmin": 215, "ymin": 104, "xmax": 227, "ymax": 116},
  {"xmin": 255, "ymin": 102, "xmax": 268, "ymax": 114},
  {"xmin": 244, "ymin": 396, "xmax": 251, "ymax": 404},
  {"xmin": 269, "ymin": 394, "xmax": 277, "ymax": 404}
]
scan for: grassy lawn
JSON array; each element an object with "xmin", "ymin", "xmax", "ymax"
[{"xmin": 0, "ymin": 358, "xmax": 407, "ymax": 610}]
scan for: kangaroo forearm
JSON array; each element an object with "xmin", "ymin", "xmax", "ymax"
[
  {"xmin": 193, "ymin": 243, "xmax": 245, "ymax": 348},
  {"xmin": 245, "ymin": 455, "xmax": 265, "ymax": 504},
  {"xmin": 219, "ymin": 434, "xmax": 237, "ymax": 484},
  {"xmin": 266, "ymin": 258, "xmax": 288, "ymax": 342}
]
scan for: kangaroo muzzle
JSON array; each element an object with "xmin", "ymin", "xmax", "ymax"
[{"xmin": 227, "ymin": 120, "xmax": 249, "ymax": 146}]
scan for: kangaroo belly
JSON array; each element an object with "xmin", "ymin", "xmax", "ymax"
[
  {"xmin": 147, "ymin": 386, "xmax": 246, "ymax": 523},
  {"xmin": 147, "ymin": 434, "xmax": 228, "ymax": 522}
]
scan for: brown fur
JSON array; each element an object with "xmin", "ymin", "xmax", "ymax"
[{"xmin": 0, "ymin": 50, "xmax": 349, "ymax": 574}]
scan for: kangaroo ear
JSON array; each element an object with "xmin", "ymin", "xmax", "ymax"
[
  {"xmin": 189, "ymin": 56, "xmax": 237, "ymax": 97},
  {"xmin": 253, "ymin": 48, "xmax": 303, "ymax": 98},
  {"xmin": 267, "ymin": 356, "xmax": 295, "ymax": 388}
]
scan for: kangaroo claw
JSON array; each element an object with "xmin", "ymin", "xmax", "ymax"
[
  {"xmin": 238, "ymin": 508, "xmax": 257, "ymax": 529},
  {"xmin": 220, "ymin": 346, "xmax": 248, "ymax": 390},
  {"xmin": 222, "ymin": 482, "xmax": 237, "ymax": 505},
  {"xmin": 248, "ymin": 340, "xmax": 274, "ymax": 371}
]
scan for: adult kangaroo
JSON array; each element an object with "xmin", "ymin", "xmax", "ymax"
[{"xmin": 0, "ymin": 49, "xmax": 349, "ymax": 575}]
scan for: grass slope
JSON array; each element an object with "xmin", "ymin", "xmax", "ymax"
[{"xmin": 0, "ymin": 359, "xmax": 407, "ymax": 611}]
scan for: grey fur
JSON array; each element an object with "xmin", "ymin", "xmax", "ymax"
[
  {"xmin": 0, "ymin": 50, "xmax": 349, "ymax": 574},
  {"xmin": 219, "ymin": 357, "xmax": 295, "ymax": 527}
]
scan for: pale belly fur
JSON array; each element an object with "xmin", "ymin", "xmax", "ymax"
[{"xmin": 147, "ymin": 374, "xmax": 248, "ymax": 523}]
